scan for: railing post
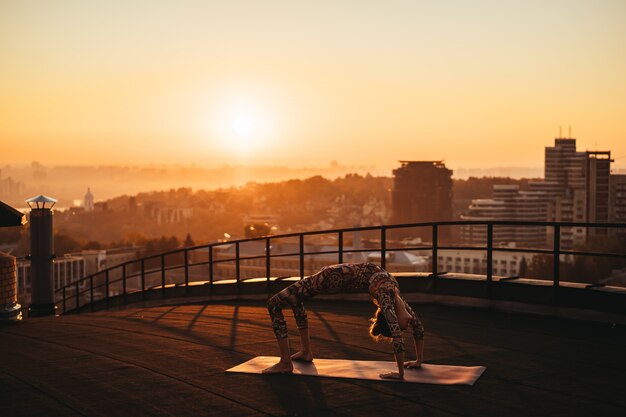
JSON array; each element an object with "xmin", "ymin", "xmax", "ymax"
[
  {"xmin": 122, "ymin": 263, "xmax": 127, "ymax": 305},
  {"xmin": 486, "ymin": 223, "xmax": 493, "ymax": 297},
  {"xmin": 299, "ymin": 235, "xmax": 305, "ymax": 279},
  {"xmin": 90, "ymin": 275, "xmax": 94, "ymax": 312},
  {"xmin": 553, "ymin": 224, "xmax": 560, "ymax": 302},
  {"xmin": 432, "ymin": 224, "xmax": 438, "ymax": 278},
  {"xmin": 75, "ymin": 281, "xmax": 79, "ymax": 310},
  {"xmin": 161, "ymin": 255, "xmax": 166, "ymax": 298},
  {"xmin": 235, "ymin": 242, "xmax": 241, "ymax": 289},
  {"xmin": 141, "ymin": 259, "xmax": 146, "ymax": 300},
  {"xmin": 265, "ymin": 237, "xmax": 271, "ymax": 287},
  {"xmin": 486, "ymin": 223, "xmax": 493, "ymax": 286},
  {"xmin": 62, "ymin": 286, "xmax": 66, "ymax": 314},
  {"xmin": 209, "ymin": 246, "xmax": 214, "ymax": 291},
  {"xmin": 338, "ymin": 231, "xmax": 344, "ymax": 264},
  {"xmin": 380, "ymin": 228, "xmax": 387, "ymax": 270},
  {"xmin": 184, "ymin": 249, "xmax": 189, "ymax": 293},
  {"xmin": 105, "ymin": 270, "xmax": 110, "ymax": 310}
]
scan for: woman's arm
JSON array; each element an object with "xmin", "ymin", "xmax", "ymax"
[
  {"xmin": 375, "ymin": 289, "xmax": 406, "ymax": 380},
  {"xmin": 404, "ymin": 337, "xmax": 424, "ymax": 369},
  {"xmin": 403, "ymin": 301, "xmax": 425, "ymax": 369}
]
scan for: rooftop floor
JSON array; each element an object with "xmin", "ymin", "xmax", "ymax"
[{"xmin": 1, "ymin": 300, "xmax": 625, "ymax": 416}]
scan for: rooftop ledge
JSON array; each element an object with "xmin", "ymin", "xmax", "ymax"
[{"xmin": 70, "ymin": 272, "xmax": 626, "ymax": 326}]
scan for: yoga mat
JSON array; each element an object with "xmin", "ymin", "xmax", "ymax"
[{"xmin": 227, "ymin": 356, "xmax": 486, "ymax": 385}]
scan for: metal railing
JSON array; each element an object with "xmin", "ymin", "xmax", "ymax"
[{"xmin": 55, "ymin": 221, "xmax": 626, "ymax": 314}]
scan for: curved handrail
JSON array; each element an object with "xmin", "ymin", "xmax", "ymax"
[{"xmin": 55, "ymin": 220, "xmax": 626, "ymax": 314}]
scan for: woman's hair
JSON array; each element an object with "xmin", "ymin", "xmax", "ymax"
[{"xmin": 369, "ymin": 308, "xmax": 393, "ymax": 343}]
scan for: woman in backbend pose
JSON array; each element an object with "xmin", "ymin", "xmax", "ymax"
[{"xmin": 263, "ymin": 262, "xmax": 425, "ymax": 380}]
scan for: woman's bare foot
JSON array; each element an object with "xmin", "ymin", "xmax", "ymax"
[
  {"xmin": 262, "ymin": 361, "xmax": 294, "ymax": 374},
  {"xmin": 291, "ymin": 350, "xmax": 313, "ymax": 362}
]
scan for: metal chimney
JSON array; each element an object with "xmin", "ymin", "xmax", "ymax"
[{"xmin": 26, "ymin": 195, "xmax": 57, "ymax": 317}]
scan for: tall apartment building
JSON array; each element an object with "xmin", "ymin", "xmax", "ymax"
[
  {"xmin": 609, "ymin": 174, "xmax": 626, "ymax": 236},
  {"xmin": 545, "ymin": 139, "xmax": 587, "ymax": 189},
  {"xmin": 391, "ymin": 161, "xmax": 453, "ymax": 240},
  {"xmin": 546, "ymin": 142, "xmax": 611, "ymax": 244},
  {"xmin": 544, "ymin": 140, "xmax": 611, "ymax": 222},
  {"xmin": 586, "ymin": 151, "xmax": 611, "ymax": 224},
  {"xmin": 462, "ymin": 137, "xmax": 613, "ymax": 249}
]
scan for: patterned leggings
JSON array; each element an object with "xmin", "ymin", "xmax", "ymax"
[
  {"xmin": 267, "ymin": 263, "xmax": 383, "ymax": 339},
  {"xmin": 267, "ymin": 281, "xmax": 310, "ymax": 339}
]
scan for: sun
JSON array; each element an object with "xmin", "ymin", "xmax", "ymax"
[
  {"xmin": 201, "ymin": 86, "xmax": 284, "ymax": 156},
  {"xmin": 232, "ymin": 114, "xmax": 254, "ymax": 138},
  {"xmin": 227, "ymin": 113, "xmax": 260, "ymax": 152}
]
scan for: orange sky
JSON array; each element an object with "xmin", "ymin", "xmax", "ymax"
[{"xmin": 1, "ymin": 0, "xmax": 625, "ymax": 173}]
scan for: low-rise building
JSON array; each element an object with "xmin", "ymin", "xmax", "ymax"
[
  {"xmin": 17, "ymin": 246, "xmax": 144, "ymax": 305},
  {"xmin": 17, "ymin": 255, "xmax": 86, "ymax": 304},
  {"xmin": 437, "ymin": 248, "xmax": 535, "ymax": 277}
]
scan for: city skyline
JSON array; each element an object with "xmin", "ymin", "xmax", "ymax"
[{"xmin": 1, "ymin": 1, "xmax": 625, "ymax": 171}]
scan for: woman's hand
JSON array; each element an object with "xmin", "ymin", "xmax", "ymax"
[
  {"xmin": 403, "ymin": 360, "xmax": 422, "ymax": 369},
  {"xmin": 379, "ymin": 371, "xmax": 404, "ymax": 380}
]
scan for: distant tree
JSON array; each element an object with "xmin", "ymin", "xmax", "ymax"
[
  {"xmin": 54, "ymin": 232, "xmax": 82, "ymax": 255},
  {"xmin": 83, "ymin": 240, "xmax": 102, "ymax": 250},
  {"xmin": 0, "ymin": 226, "xmax": 22, "ymax": 244},
  {"xmin": 12, "ymin": 227, "xmax": 30, "ymax": 257},
  {"xmin": 184, "ymin": 233, "xmax": 195, "ymax": 247},
  {"xmin": 146, "ymin": 235, "xmax": 180, "ymax": 252},
  {"xmin": 518, "ymin": 257, "xmax": 528, "ymax": 277},
  {"xmin": 527, "ymin": 254, "xmax": 552, "ymax": 280}
]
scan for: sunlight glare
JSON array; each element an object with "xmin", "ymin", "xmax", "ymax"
[{"xmin": 232, "ymin": 114, "xmax": 254, "ymax": 137}]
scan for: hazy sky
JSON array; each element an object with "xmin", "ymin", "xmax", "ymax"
[{"xmin": 1, "ymin": 0, "xmax": 625, "ymax": 172}]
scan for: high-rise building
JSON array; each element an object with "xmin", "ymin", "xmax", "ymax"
[
  {"xmin": 391, "ymin": 161, "xmax": 452, "ymax": 240},
  {"xmin": 609, "ymin": 174, "xmax": 626, "ymax": 236},
  {"xmin": 539, "ymin": 139, "xmax": 611, "ymax": 246},
  {"xmin": 586, "ymin": 151, "xmax": 611, "ymax": 224},
  {"xmin": 462, "ymin": 137, "xmax": 613, "ymax": 249},
  {"xmin": 545, "ymin": 139, "xmax": 587, "ymax": 190}
]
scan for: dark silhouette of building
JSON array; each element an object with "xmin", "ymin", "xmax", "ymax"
[
  {"xmin": 586, "ymin": 151, "xmax": 611, "ymax": 224},
  {"xmin": 391, "ymin": 161, "xmax": 453, "ymax": 241},
  {"xmin": 609, "ymin": 174, "xmax": 626, "ymax": 236}
]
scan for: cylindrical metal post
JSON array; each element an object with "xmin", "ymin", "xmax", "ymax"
[
  {"xmin": 235, "ymin": 242, "xmax": 241, "ymax": 286},
  {"xmin": 299, "ymin": 235, "xmax": 304, "ymax": 279},
  {"xmin": 90, "ymin": 275, "xmax": 94, "ymax": 312},
  {"xmin": 161, "ymin": 255, "xmax": 166, "ymax": 298},
  {"xmin": 486, "ymin": 223, "xmax": 493, "ymax": 284},
  {"xmin": 208, "ymin": 246, "xmax": 214, "ymax": 288},
  {"xmin": 122, "ymin": 263, "xmax": 127, "ymax": 304},
  {"xmin": 486, "ymin": 223, "xmax": 494, "ymax": 297},
  {"xmin": 431, "ymin": 225, "xmax": 438, "ymax": 277},
  {"xmin": 184, "ymin": 250, "xmax": 189, "ymax": 292},
  {"xmin": 338, "ymin": 231, "xmax": 344, "ymax": 264},
  {"xmin": 29, "ymin": 207, "xmax": 56, "ymax": 316},
  {"xmin": 265, "ymin": 238, "xmax": 271, "ymax": 286},
  {"xmin": 105, "ymin": 270, "xmax": 110, "ymax": 309},
  {"xmin": 141, "ymin": 259, "xmax": 145, "ymax": 300},
  {"xmin": 380, "ymin": 228, "xmax": 387, "ymax": 270},
  {"xmin": 553, "ymin": 224, "xmax": 561, "ymax": 289}
]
